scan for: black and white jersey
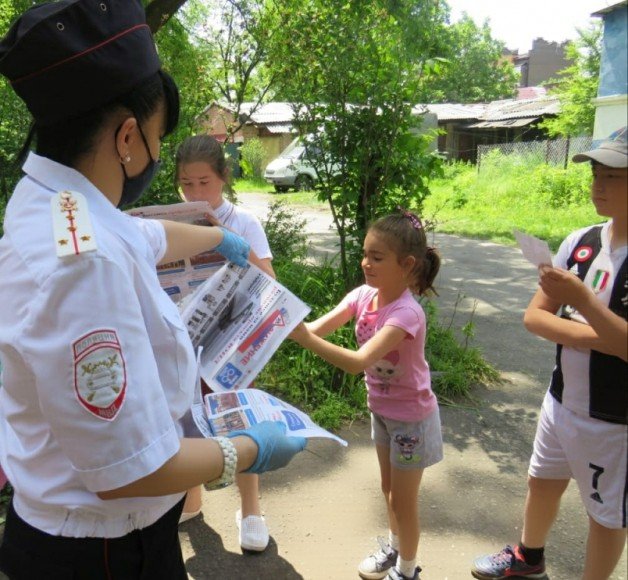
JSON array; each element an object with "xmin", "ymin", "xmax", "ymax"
[{"xmin": 549, "ymin": 222, "xmax": 628, "ymax": 425}]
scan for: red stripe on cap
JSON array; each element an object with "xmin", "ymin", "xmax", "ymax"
[{"xmin": 12, "ymin": 23, "xmax": 151, "ymax": 85}]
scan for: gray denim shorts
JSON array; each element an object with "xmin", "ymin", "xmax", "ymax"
[{"xmin": 371, "ymin": 408, "xmax": 444, "ymax": 470}]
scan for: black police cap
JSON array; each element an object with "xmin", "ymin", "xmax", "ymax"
[{"xmin": 0, "ymin": 0, "xmax": 161, "ymax": 126}]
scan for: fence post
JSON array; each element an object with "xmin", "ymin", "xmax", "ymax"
[{"xmin": 564, "ymin": 135, "xmax": 570, "ymax": 169}]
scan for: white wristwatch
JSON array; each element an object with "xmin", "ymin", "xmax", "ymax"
[{"xmin": 206, "ymin": 436, "xmax": 238, "ymax": 490}]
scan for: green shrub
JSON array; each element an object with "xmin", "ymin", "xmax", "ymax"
[
  {"xmin": 240, "ymin": 138, "xmax": 266, "ymax": 180},
  {"xmin": 425, "ymin": 152, "xmax": 598, "ymax": 249},
  {"xmin": 263, "ymin": 199, "xmax": 308, "ymax": 263}
]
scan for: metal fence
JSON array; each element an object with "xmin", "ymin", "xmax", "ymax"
[{"xmin": 477, "ymin": 136, "xmax": 593, "ymax": 171}]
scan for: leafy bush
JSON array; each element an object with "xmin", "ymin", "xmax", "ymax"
[
  {"xmin": 240, "ymin": 138, "xmax": 266, "ymax": 180},
  {"xmin": 263, "ymin": 199, "xmax": 308, "ymax": 263},
  {"xmin": 425, "ymin": 153, "xmax": 598, "ymax": 249}
]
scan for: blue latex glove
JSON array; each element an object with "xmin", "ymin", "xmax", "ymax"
[
  {"xmin": 215, "ymin": 227, "xmax": 250, "ymax": 267},
  {"xmin": 228, "ymin": 421, "xmax": 307, "ymax": 474}
]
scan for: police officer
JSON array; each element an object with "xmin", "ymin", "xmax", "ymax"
[{"xmin": 0, "ymin": 2, "xmax": 305, "ymax": 578}]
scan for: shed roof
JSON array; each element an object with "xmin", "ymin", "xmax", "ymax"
[
  {"xmin": 422, "ymin": 103, "xmax": 487, "ymax": 121},
  {"xmin": 239, "ymin": 102, "xmax": 295, "ymax": 124},
  {"xmin": 592, "ymin": 0, "xmax": 627, "ymax": 16},
  {"xmin": 481, "ymin": 95, "xmax": 560, "ymax": 120}
]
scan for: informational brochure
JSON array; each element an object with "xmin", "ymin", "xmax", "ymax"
[
  {"xmin": 191, "ymin": 388, "xmax": 347, "ymax": 446},
  {"xmin": 128, "ymin": 201, "xmax": 225, "ymax": 303},
  {"xmin": 514, "ymin": 230, "xmax": 553, "ymax": 268},
  {"xmin": 180, "ymin": 261, "xmax": 311, "ymax": 392}
]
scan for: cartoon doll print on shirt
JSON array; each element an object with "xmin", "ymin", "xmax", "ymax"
[{"xmin": 370, "ymin": 350, "xmax": 404, "ymax": 394}]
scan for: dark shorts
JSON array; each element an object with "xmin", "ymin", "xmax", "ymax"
[{"xmin": 0, "ymin": 498, "xmax": 187, "ymax": 580}]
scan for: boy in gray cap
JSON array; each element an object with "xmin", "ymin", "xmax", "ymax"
[{"xmin": 472, "ymin": 127, "xmax": 627, "ymax": 580}]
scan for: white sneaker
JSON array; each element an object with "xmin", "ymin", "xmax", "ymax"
[{"xmin": 235, "ymin": 509, "xmax": 269, "ymax": 552}]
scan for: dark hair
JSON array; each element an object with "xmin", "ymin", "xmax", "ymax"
[
  {"xmin": 174, "ymin": 135, "xmax": 228, "ymax": 185},
  {"xmin": 17, "ymin": 70, "xmax": 179, "ymax": 168},
  {"xmin": 368, "ymin": 212, "xmax": 440, "ymax": 296}
]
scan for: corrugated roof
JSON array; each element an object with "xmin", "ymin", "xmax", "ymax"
[
  {"xmin": 481, "ymin": 96, "xmax": 560, "ymax": 120},
  {"xmin": 466, "ymin": 118, "xmax": 538, "ymax": 129},
  {"xmin": 240, "ymin": 102, "xmax": 296, "ymax": 124},
  {"xmin": 421, "ymin": 103, "xmax": 487, "ymax": 121},
  {"xmin": 265, "ymin": 123, "xmax": 295, "ymax": 134},
  {"xmin": 204, "ymin": 95, "xmax": 559, "ymax": 129}
]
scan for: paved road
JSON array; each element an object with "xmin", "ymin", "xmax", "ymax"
[{"xmin": 177, "ymin": 193, "xmax": 626, "ymax": 580}]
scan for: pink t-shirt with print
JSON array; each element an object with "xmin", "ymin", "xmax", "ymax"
[{"xmin": 340, "ymin": 285, "xmax": 437, "ymax": 422}]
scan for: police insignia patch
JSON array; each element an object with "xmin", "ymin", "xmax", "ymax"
[{"xmin": 73, "ymin": 329, "xmax": 126, "ymax": 421}]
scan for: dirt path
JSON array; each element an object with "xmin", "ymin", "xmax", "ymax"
[{"xmin": 178, "ymin": 194, "xmax": 627, "ymax": 580}]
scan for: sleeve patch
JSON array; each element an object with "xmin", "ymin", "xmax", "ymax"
[{"xmin": 73, "ymin": 329, "xmax": 127, "ymax": 421}]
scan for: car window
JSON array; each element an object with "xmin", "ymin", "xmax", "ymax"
[{"xmin": 282, "ymin": 145, "xmax": 305, "ymax": 160}]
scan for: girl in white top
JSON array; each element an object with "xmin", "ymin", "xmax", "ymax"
[{"xmin": 176, "ymin": 134, "xmax": 274, "ymax": 551}]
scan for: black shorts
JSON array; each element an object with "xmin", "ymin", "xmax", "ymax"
[{"xmin": 0, "ymin": 498, "xmax": 187, "ymax": 580}]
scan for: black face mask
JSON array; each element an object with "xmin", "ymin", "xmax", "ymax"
[{"xmin": 116, "ymin": 123, "xmax": 161, "ymax": 209}]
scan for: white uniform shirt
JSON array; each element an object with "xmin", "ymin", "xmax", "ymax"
[
  {"xmin": 0, "ymin": 154, "xmax": 197, "ymax": 537},
  {"xmin": 552, "ymin": 221, "xmax": 627, "ymax": 419},
  {"xmin": 214, "ymin": 199, "xmax": 272, "ymax": 260}
]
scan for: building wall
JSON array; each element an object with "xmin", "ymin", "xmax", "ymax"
[
  {"xmin": 598, "ymin": 6, "xmax": 627, "ymax": 98},
  {"xmin": 526, "ymin": 38, "xmax": 570, "ymax": 87},
  {"xmin": 198, "ymin": 105, "xmax": 247, "ymax": 143},
  {"xmin": 257, "ymin": 132, "xmax": 295, "ymax": 169},
  {"xmin": 593, "ymin": 4, "xmax": 628, "ymax": 139}
]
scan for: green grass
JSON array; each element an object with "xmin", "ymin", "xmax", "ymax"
[
  {"xmin": 423, "ymin": 152, "xmax": 600, "ymax": 251},
  {"xmin": 235, "ymin": 179, "xmax": 326, "ymax": 207},
  {"xmin": 271, "ymin": 189, "xmax": 327, "ymax": 206},
  {"xmin": 233, "ymin": 177, "xmax": 275, "ymax": 194}
]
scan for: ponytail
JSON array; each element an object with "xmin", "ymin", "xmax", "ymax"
[{"xmin": 419, "ymin": 246, "xmax": 440, "ymax": 296}]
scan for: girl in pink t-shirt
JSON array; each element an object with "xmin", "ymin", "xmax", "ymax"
[{"xmin": 290, "ymin": 210, "xmax": 443, "ymax": 580}]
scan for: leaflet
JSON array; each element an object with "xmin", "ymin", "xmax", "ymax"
[
  {"xmin": 514, "ymin": 230, "xmax": 553, "ymax": 268},
  {"xmin": 180, "ymin": 261, "xmax": 311, "ymax": 392},
  {"xmin": 128, "ymin": 201, "xmax": 225, "ymax": 303},
  {"xmin": 192, "ymin": 388, "xmax": 347, "ymax": 446}
]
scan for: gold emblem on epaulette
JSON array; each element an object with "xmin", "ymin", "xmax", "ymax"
[{"xmin": 51, "ymin": 190, "xmax": 97, "ymax": 257}]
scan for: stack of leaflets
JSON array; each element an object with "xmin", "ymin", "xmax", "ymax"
[
  {"xmin": 195, "ymin": 388, "xmax": 347, "ymax": 446},
  {"xmin": 130, "ymin": 203, "xmax": 346, "ymax": 446}
]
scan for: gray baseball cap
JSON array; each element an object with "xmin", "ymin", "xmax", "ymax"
[{"xmin": 572, "ymin": 126, "xmax": 627, "ymax": 168}]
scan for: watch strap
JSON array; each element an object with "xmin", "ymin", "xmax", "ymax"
[{"xmin": 206, "ymin": 436, "xmax": 237, "ymax": 490}]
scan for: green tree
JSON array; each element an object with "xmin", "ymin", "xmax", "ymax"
[
  {"xmin": 420, "ymin": 12, "xmax": 518, "ymax": 103},
  {"xmin": 540, "ymin": 22, "xmax": 602, "ymax": 138},
  {"xmin": 266, "ymin": 0, "xmax": 446, "ymax": 286},
  {"xmin": 0, "ymin": 0, "xmax": 42, "ymax": 227}
]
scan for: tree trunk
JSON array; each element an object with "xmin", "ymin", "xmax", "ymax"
[{"xmin": 146, "ymin": 0, "xmax": 188, "ymax": 34}]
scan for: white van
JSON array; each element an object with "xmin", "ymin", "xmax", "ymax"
[{"xmin": 264, "ymin": 138, "xmax": 319, "ymax": 193}]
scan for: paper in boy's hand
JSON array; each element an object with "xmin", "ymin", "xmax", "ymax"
[{"xmin": 514, "ymin": 230, "xmax": 553, "ymax": 268}]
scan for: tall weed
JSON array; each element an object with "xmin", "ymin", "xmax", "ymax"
[{"xmin": 425, "ymin": 151, "xmax": 598, "ymax": 249}]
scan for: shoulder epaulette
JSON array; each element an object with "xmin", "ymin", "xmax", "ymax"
[{"xmin": 51, "ymin": 190, "xmax": 97, "ymax": 257}]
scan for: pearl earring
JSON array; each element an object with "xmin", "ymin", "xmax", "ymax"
[{"xmin": 123, "ymin": 155, "xmax": 131, "ymax": 163}]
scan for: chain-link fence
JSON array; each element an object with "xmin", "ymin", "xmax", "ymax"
[{"xmin": 477, "ymin": 136, "xmax": 593, "ymax": 171}]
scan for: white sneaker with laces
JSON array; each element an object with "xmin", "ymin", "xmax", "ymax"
[
  {"xmin": 236, "ymin": 509, "xmax": 269, "ymax": 552},
  {"xmin": 358, "ymin": 536, "xmax": 399, "ymax": 579}
]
